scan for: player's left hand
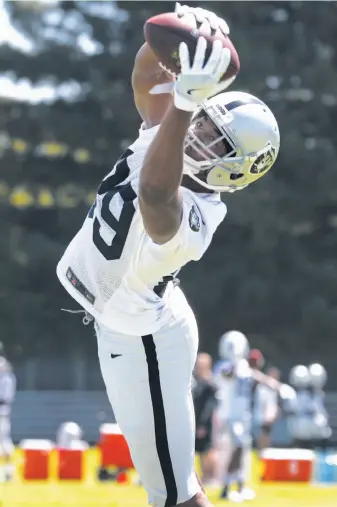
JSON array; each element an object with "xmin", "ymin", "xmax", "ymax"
[{"xmin": 175, "ymin": 2, "xmax": 230, "ymax": 36}]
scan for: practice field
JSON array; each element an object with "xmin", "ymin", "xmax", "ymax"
[{"xmin": 0, "ymin": 449, "xmax": 336, "ymax": 507}]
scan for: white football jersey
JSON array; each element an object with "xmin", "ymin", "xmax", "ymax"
[
  {"xmin": 213, "ymin": 359, "xmax": 234, "ymax": 422},
  {"xmin": 214, "ymin": 359, "xmax": 255, "ymax": 422},
  {"xmin": 287, "ymin": 388, "xmax": 330, "ymax": 440},
  {"xmin": 253, "ymin": 384, "xmax": 278, "ymax": 425},
  {"xmin": 57, "ymin": 125, "xmax": 226, "ymax": 335},
  {"xmin": 0, "ymin": 371, "xmax": 16, "ymax": 416},
  {"xmin": 229, "ymin": 359, "xmax": 255, "ymax": 421}
]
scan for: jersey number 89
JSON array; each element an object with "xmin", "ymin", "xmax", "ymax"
[{"xmin": 88, "ymin": 150, "xmax": 136, "ymax": 261}]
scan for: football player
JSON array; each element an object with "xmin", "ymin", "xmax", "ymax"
[
  {"xmin": 288, "ymin": 365, "xmax": 314, "ymax": 448},
  {"xmin": 57, "ymin": 3, "xmax": 280, "ymax": 506},
  {"xmin": 290, "ymin": 363, "xmax": 331, "ymax": 449},
  {"xmin": 215, "ymin": 334, "xmax": 290, "ymax": 502},
  {"xmin": 308, "ymin": 363, "xmax": 331, "ymax": 448},
  {"xmin": 192, "ymin": 353, "xmax": 218, "ymax": 486},
  {"xmin": 0, "ymin": 357, "xmax": 16, "ymax": 481},
  {"xmin": 254, "ymin": 366, "xmax": 281, "ymax": 452}
]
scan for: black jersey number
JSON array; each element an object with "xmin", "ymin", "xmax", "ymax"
[{"xmin": 89, "ymin": 150, "xmax": 137, "ymax": 261}]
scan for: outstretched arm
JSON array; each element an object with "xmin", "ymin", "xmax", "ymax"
[
  {"xmin": 253, "ymin": 370, "xmax": 281, "ymax": 390},
  {"xmin": 132, "ymin": 43, "xmax": 175, "ymax": 128},
  {"xmin": 139, "ymin": 37, "xmax": 230, "ymax": 245},
  {"xmin": 132, "ymin": 3, "xmax": 231, "ymax": 128},
  {"xmin": 139, "ymin": 105, "xmax": 191, "ymax": 244}
]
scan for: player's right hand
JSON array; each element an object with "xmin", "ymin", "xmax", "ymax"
[
  {"xmin": 173, "ymin": 36, "xmax": 231, "ymax": 112},
  {"xmin": 279, "ymin": 383, "xmax": 296, "ymax": 401}
]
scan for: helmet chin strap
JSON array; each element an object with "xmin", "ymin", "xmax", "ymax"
[{"xmin": 183, "ymin": 154, "xmax": 246, "ymax": 193}]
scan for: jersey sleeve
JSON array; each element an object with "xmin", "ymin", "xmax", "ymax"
[{"xmin": 146, "ymin": 189, "xmax": 226, "ymax": 263}]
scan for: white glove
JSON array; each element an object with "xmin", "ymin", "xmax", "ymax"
[
  {"xmin": 175, "ymin": 2, "xmax": 230, "ymax": 36},
  {"xmin": 279, "ymin": 383, "xmax": 296, "ymax": 401},
  {"xmin": 174, "ymin": 4, "xmax": 234, "ymax": 100},
  {"xmin": 174, "ymin": 36, "xmax": 230, "ymax": 112}
]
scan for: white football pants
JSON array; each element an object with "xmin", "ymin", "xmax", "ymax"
[{"xmin": 96, "ymin": 310, "xmax": 200, "ymax": 507}]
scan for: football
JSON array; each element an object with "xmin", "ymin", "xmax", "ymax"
[{"xmin": 144, "ymin": 12, "xmax": 240, "ymax": 82}]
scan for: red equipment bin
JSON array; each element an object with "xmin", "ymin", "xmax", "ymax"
[
  {"xmin": 99, "ymin": 423, "xmax": 134, "ymax": 469},
  {"xmin": 261, "ymin": 448, "xmax": 314, "ymax": 482},
  {"xmin": 57, "ymin": 442, "xmax": 88, "ymax": 480},
  {"xmin": 21, "ymin": 439, "xmax": 54, "ymax": 480}
]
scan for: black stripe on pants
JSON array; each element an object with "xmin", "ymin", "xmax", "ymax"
[{"xmin": 142, "ymin": 335, "xmax": 178, "ymax": 507}]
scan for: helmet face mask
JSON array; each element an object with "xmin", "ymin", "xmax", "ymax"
[
  {"xmin": 183, "ymin": 91, "xmax": 280, "ymax": 193},
  {"xmin": 185, "ymin": 110, "xmax": 237, "ymax": 168}
]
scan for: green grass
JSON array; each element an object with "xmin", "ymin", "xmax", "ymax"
[{"xmin": 0, "ymin": 449, "xmax": 336, "ymax": 506}]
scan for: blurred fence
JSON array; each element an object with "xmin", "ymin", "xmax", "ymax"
[
  {"xmin": 9, "ymin": 390, "xmax": 337, "ymax": 445},
  {"xmin": 11, "ymin": 391, "xmax": 112, "ymax": 444},
  {"xmin": 14, "ymin": 357, "xmax": 105, "ymax": 390},
  {"xmin": 12, "ymin": 356, "xmax": 337, "ymax": 390}
]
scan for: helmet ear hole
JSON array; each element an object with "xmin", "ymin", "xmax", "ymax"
[{"xmin": 230, "ymin": 173, "xmax": 243, "ymax": 181}]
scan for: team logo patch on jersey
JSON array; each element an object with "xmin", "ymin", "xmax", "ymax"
[{"xmin": 189, "ymin": 206, "xmax": 200, "ymax": 232}]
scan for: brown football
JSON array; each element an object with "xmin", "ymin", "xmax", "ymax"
[{"xmin": 144, "ymin": 12, "xmax": 240, "ymax": 82}]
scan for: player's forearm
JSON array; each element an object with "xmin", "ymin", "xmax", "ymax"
[
  {"xmin": 254, "ymin": 370, "xmax": 281, "ymax": 390},
  {"xmin": 132, "ymin": 43, "xmax": 173, "ymax": 93},
  {"xmin": 140, "ymin": 104, "xmax": 192, "ymax": 204}
]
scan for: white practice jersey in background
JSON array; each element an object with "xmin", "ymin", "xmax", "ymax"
[
  {"xmin": 57, "ymin": 125, "xmax": 226, "ymax": 336},
  {"xmin": 287, "ymin": 388, "xmax": 330, "ymax": 440},
  {"xmin": 229, "ymin": 359, "xmax": 255, "ymax": 421},
  {"xmin": 214, "ymin": 359, "xmax": 255, "ymax": 422},
  {"xmin": 0, "ymin": 371, "xmax": 16, "ymax": 416},
  {"xmin": 213, "ymin": 359, "xmax": 234, "ymax": 422},
  {"xmin": 253, "ymin": 384, "xmax": 278, "ymax": 425},
  {"xmin": 295, "ymin": 389, "xmax": 315, "ymax": 416}
]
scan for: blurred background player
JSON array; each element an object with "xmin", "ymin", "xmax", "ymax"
[
  {"xmin": 248, "ymin": 349, "xmax": 265, "ymax": 372},
  {"xmin": 212, "ymin": 331, "xmax": 249, "ymax": 493},
  {"xmin": 0, "ymin": 357, "xmax": 16, "ymax": 481},
  {"xmin": 288, "ymin": 365, "xmax": 315, "ymax": 448},
  {"xmin": 216, "ymin": 332, "xmax": 292, "ymax": 502},
  {"xmin": 192, "ymin": 353, "xmax": 218, "ymax": 486},
  {"xmin": 214, "ymin": 330, "xmax": 255, "ymax": 502},
  {"xmin": 307, "ymin": 363, "xmax": 331, "ymax": 449},
  {"xmin": 253, "ymin": 366, "xmax": 281, "ymax": 452}
]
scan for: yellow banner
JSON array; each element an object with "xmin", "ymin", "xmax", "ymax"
[
  {"xmin": 0, "ymin": 134, "xmax": 93, "ymax": 163},
  {"xmin": 0, "ymin": 182, "xmax": 96, "ymax": 209}
]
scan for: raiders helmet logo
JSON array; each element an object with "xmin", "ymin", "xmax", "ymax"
[{"xmin": 250, "ymin": 146, "xmax": 276, "ymax": 175}]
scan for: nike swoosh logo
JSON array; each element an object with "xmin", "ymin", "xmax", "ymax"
[
  {"xmin": 110, "ymin": 353, "xmax": 122, "ymax": 359},
  {"xmin": 187, "ymin": 89, "xmax": 198, "ymax": 95}
]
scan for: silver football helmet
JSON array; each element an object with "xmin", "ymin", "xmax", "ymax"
[
  {"xmin": 289, "ymin": 365, "xmax": 310, "ymax": 389},
  {"xmin": 0, "ymin": 356, "xmax": 10, "ymax": 373},
  {"xmin": 308, "ymin": 363, "xmax": 327, "ymax": 389},
  {"xmin": 218, "ymin": 330, "xmax": 249, "ymax": 362},
  {"xmin": 184, "ymin": 91, "xmax": 280, "ymax": 192}
]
